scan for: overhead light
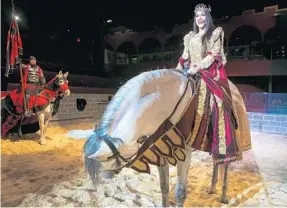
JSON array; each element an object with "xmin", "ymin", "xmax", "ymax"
[
  {"xmin": 107, "ymin": 19, "xmax": 112, "ymax": 23},
  {"xmin": 14, "ymin": 15, "xmax": 20, "ymax": 20},
  {"xmin": 273, "ymin": 12, "xmax": 281, "ymax": 17}
]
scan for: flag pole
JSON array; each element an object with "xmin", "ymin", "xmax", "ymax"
[
  {"xmin": 9, "ymin": 0, "xmax": 28, "ymax": 114},
  {"xmin": 4, "ymin": 3, "xmax": 13, "ymax": 78}
]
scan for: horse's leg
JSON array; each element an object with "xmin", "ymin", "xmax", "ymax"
[
  {"xmin": 175, "ymin": 146, "xmax": 193, "ymax": 207},
  {"xmin": 42, "ymin": 106, "xmax": 54, "ymax": 137},
  {"xmin": 42, "ymin": 117, "xmax": 51, "ymax": 141},
  {"xmin": 157, "ymin": 161, "xmax": 170, "ymax": 207},
  {"xmin": 208, "ymin": 157, "xmax": 219, "ymax": 194},
  {"xmin": 37, "ymin": 112, "xmax": 47, "ymax": 145},
  {"xmin": 43, "ymin": 117, "xmax": 50, "ymax": 134},
  {"xmin": 221, "ymin": 163, "xmax": 230, "ymax": 204}
]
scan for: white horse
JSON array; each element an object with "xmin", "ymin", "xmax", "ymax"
[
  {"xmin": 83, "ymin": 69, "xmax": 250, "ymax": 207},
  {"xmin": 1, "ymin": 71, "xmax": 70, "ymax": 145}
]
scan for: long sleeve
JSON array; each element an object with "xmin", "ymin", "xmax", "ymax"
[
  {"xmin": 176, "ymin": 32, "xmax": 192, "ymax": 69},
  {"xmin": 181, "ymin": 33, "xmax": 191, "ymax": 60},
  {"xmin": 198, "ymin": 27, "xmax": 225, "ymax": 69},
  {"xmin": 38, "ymin": 67, "xmax": 46, "ymax": 85}
]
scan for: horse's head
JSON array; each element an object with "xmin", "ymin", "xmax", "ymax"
[
  {"xmin": 56, "ymin": 71, "xmax": 71, "ymax": 97},
  {"xmin": 83, "ymin": 69, "xmax": 190, "ymax": 185}
]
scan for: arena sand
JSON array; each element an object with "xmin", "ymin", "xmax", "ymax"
[{"xmin": 1, "ymin": 123, "xmax": 263, "ymax": 207}]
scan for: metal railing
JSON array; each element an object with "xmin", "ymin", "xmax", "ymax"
[{"xmin": 242, "ymin": 92, "xmax": 287, "ymax": 114}]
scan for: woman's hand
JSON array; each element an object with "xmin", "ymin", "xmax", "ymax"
[{"xmin": 187, "ymin": 65, "xmax": 200, "ymax": 75}]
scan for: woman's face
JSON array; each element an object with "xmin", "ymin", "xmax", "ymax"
[{"xmin": 195, "ymin": 10, "xmax": 207, "ymax": 30}]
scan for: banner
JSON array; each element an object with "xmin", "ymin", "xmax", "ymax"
[{"xmin": 5, "ymin": 16, "xmax": 23, "ymax": 77}]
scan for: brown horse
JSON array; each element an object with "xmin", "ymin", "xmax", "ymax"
[{"xmin": 1, "ymin": 71, "xmax": 70, "ymax": 144}]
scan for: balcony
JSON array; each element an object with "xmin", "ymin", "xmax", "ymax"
[{"xmin": 105, "ymin": 46, "xmax": 287, "ymax": 77}]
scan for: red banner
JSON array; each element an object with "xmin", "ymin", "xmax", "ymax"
[{"xmin": 5, "ymin": 17, "xmax": 23, "ymax": 77}]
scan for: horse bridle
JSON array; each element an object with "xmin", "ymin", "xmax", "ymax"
[
  {"xmin": 100, "ymin": 70, "xmax": 202, "ymax": 174},
  {"xmin": 99, "ymin": 135, "xmax": 137, "ymax": 174}
]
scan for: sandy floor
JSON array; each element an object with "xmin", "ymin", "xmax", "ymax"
[
  {"xmin": 1, "ymin": 123, "xmax": 95, "ymax": 207},
  {"xmin": 169, "ymin": 158, "xmax": 263, "ymax": 207},
  {"xmin": 1, "ymin": 124, "xmax": 264, "ymax": 207}
]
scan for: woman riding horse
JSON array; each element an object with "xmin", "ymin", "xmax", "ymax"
[
  {"xmin": 82, "ymin": 3, "xmax": 251, "ymax": 207},
  {"xmin": 176, "ymin": 3, "xmax": 247, "ymax": 164}
]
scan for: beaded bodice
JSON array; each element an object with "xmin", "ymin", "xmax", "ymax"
[{"xmin": 180, "ymin": 27, "xmax": 226, "ymax": 69}]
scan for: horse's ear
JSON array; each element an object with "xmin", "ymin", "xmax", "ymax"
[
  {"xmin": 64, "ymin": 72, "xmax": 69, "ymax": 77},
  {"xmin": 58, "ymin": 71, "xmax": 63, "ymax": 76}
]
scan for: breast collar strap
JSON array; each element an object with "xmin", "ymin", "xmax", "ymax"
[
  {"xmin": 101, "ymin": 135, "xmax": 137, "ymax": 174},
  {"xmin": 101, "ymin": 135, "xmax": 135, "ymax": 163}
]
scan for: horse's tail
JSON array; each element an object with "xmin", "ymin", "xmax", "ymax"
[{"xmin": 83, "ymin": 131, "xmax": 102, "ymax": 186}]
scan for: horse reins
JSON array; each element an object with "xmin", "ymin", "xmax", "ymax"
[{"xmin": 99, "ymin": 135, "xmax": 138, "ymax": 174}]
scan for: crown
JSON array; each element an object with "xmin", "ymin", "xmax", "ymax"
[{"xmin": 194, "ymin": 3, "xmax": 211, "ymax": 13}]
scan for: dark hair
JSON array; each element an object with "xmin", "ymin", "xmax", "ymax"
[
  {"xmin": 29, "ymin": 56, "xmax": 37, "ymax": 61},
  {"xmin": 193, "ymin": 10, "xmax": 215, "ymax": 58}
]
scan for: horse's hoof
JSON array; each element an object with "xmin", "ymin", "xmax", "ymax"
[
  {"xmin": 208, "ymin": 190, "xmax": 216, "ymax": 194},
  {"xmin": 102, "ymin": 171, "xmax": 115, "ymax": 179},
  {"xmin": 39, "ymin": 140, "xmax": 47, "ymax": 145},
  {"xmin": 177, "ymin": 203, "xmax": 184, "ymax": 207},
  {"xmin": 208, "ymin": 188, "xmax": 216, "ymax": 194},
  {"xmin": 221, "ymin": 196, "xmax": 229, "ymax": 204}
]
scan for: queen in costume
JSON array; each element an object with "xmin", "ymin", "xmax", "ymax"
[{"xmin": 176, "ymin": 4, "xmax": 252, "ymax": 164}]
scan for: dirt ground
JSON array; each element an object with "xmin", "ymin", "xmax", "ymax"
[
  {"xmin": 1, "ymin": 123, "xmax": 95, "ymax": 207},
  {"xmin": 1, "ymin": 123, "xmax": 263, "ymax": 207},
  {"xmin": 169, "ymin": 160, "xmax": 263, "ymax": 207}
]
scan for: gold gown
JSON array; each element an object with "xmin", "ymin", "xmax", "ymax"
[{"xmin": 177, "ymin": 27, "xmax": 252, "ymax": 162}]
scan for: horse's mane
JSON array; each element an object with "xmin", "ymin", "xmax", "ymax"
[
  {"xmin": 44, "ymin": 76, "xmax": 58, "ymax": 91},
  {"xmin": 96, "ymin": 69, "xmax": 180, "ymax": 136},
  {"xmin": 51, "ymin": 95, "xmax": 63, "ymax": 116},
  {"xmin": 84, "ymin": 69, "xmax": 184, "ymax": 182},
  {"xmin": 44, "ymin": 74, "xmax": 63, "ymax": 116}
]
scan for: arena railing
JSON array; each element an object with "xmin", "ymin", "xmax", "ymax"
[{"xmin": 242, "ymin": 92, "xmax": 287, "ymax": 114}]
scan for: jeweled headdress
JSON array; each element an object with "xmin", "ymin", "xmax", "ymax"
[{"xmin": 194, "ymin": 3, "xmax": 211, "ymax": 13}]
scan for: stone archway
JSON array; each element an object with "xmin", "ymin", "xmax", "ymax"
[
  {"xmin": 138, "ymin": 38, "xmax": 162, "ymax": 54},
  {"xmin": 117, "ymin": 41, "xmax": 137, "ymax": 55},
  {"xmin": 229, "ymin": 25, "xmax": 262, "ymax": 58},
  {"xmin": 164, "ymin": 35, "xmax": 184, "ymax": 51},
  {"xmin": 104, "ymin": 42, "xmax": 114, "ymax": 51},
  {"xmin": 264, "ymin": 27, "xmax": 285, "ymax": 59},
  {"xmin": 264, "ymin": 27, "xmax": 278, "ymax": 42}
]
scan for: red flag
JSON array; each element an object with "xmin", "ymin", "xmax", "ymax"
[{"xmin": 5, "ymin": 17, "xmax": 23, "ymax": 77}]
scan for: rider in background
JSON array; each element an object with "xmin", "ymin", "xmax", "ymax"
[{"xmin": 22, "ymin": 56, "xmax": 46, "ymax": 116}]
